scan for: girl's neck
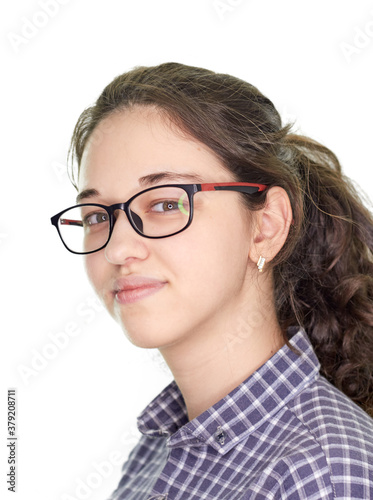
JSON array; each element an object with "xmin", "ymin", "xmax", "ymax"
[{"xmin": 159, "ymin": 291, "xmax": 284, "ymax": 421}]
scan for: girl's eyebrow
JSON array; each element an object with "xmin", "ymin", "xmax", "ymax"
[
  {"xmin": 138, "ymin": 171, "xmax": 204, "ymax": 186},
  {"xmin": 76, "ymin": 188, "xmax": 100, "ymax": 204}
]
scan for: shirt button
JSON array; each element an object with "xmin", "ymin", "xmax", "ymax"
[{"xmin": 214, "ymin": 425, "xmax": 226, "ymax": 445}]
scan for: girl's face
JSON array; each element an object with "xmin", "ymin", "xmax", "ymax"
[{"xmin": 78, "ymin": 107, "xmax": 258, "ymax": 349}]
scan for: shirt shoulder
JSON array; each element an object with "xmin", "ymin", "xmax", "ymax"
[
  {"xmin": 289, "ymin": 374, "xmax": 373, "ymax": 451},
  {"xmin": 283, "ymin": 375, "xmax": 373, "ymax": 499},
  {"xmin": 242, "ymin": 379, "xmax": 373, "ymax": 499},
  {"xmin": 242, "ymin": 451, "xmax": 335, "ymax": 499}
]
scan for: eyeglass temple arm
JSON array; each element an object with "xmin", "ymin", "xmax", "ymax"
[
  {"xmin": 60, "ymin": 219, "xmax": 83, "ymax": 227},
  {"xmin": 199, "ymin": 182, "xmax": 268, "ymax": 194}
]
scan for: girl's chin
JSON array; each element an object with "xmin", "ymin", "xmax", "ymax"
[
  {"xmin": 118, "ymin": 316, "xmax": 185, "ymax": 350},
  {"xmin": 124, "ymin": 332, "xmax": 176, "ymax": 350}
]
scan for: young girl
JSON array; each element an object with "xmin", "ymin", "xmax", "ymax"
[{"xmin": 51, "ymin": 63, "xmax": 373, "ymax": 499}]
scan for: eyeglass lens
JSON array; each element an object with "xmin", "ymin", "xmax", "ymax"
[{"xmin": 57, "ymin": 187, "xmax": 191, "ymax": 253}]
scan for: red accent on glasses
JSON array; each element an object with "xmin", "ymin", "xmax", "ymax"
[
  {"xmin": 60, "ymin": 219, "xmax": 83, "ymax": 227},
  {"xmin": 200, "ymin": 182, "xmax": 268, "ymax": 193}
]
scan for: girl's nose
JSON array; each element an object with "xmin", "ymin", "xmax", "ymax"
[{"xmin": 104, "ymin": 210, "xmax": 149, "ymax": 265}]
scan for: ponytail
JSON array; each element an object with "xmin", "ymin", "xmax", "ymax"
[{"xmin": 274, "ymin": 134, "xmax": 373, "ymax": 415}]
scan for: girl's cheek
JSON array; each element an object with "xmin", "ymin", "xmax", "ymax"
[{"xmin": 84, "ymin": 254, "xmax": 104, "ymax": 291}]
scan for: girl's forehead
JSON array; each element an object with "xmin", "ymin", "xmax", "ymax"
[{"xmin": 79, "ymin": 109, "xmax": 230, "ymax": 189}]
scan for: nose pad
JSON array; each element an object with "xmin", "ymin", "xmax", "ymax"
[{"xmin": 130, "ymin": 210, "xmax": 143, "ymax": 233}]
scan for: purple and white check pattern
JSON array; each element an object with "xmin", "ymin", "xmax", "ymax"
[{"xmin": 109, "ymin": 329, "xmax": 373, "ymax": 499}]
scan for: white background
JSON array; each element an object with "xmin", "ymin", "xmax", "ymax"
[{"xmin": 2, "ymin": 1, "xmax": 373, "ymax": 499}]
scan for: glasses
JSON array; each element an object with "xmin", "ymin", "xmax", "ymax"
[{"xmin": 50, "ymin": 182, "xmax": 267, "ymax": 254}]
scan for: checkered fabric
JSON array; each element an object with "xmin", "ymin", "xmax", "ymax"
[{"xmin": 109, "ymin": 328, "xmax": 373, "ymax": 499}]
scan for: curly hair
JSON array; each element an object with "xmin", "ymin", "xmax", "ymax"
[{"xmin": 68, "ymin": 62, "xmax": 373, "ymax": 416}]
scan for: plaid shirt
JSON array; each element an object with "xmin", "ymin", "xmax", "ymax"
[{"xmin": 109, "ymin": 329, "xmax": 373, "ymax": 499}]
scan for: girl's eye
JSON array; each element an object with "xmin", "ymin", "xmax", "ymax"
[
  {"xmin": 83, "ymin": 211, "xmax": 109, "ymax": 225},
  {"xmin": 151, "ymin": 200, "xmax": 179, "ymax": 213}
]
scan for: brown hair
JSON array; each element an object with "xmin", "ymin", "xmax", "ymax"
[{"xmin": 69, "ymin": 62, "xmax": 373, "ymax": 415}]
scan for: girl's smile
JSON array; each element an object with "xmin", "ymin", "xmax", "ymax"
[{"xmin": 113, "ymin": 275, "xmax": 167, "ymax": 305}]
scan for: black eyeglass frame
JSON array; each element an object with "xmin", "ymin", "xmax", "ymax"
[{"xmin": 50, "ymin": 182, "xmax": 268, "ymax": 255}]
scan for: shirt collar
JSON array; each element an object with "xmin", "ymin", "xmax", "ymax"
[{"xmin": 137, "ymin": 328, "xmax": 320, "ymax": 455}]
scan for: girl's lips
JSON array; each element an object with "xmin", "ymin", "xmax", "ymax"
[{"xmin": 113, "ymin": 276, "xmax": 167, "ymax": 305}]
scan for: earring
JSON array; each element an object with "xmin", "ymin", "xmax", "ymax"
[{"xmin": 257, "ymin": 256, "xmax": 266, "ymax": 272}]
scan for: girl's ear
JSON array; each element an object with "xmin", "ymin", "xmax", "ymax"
[{"xmin": 248, "ymin": 186, "xmax": 293, "ymax": 266}]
